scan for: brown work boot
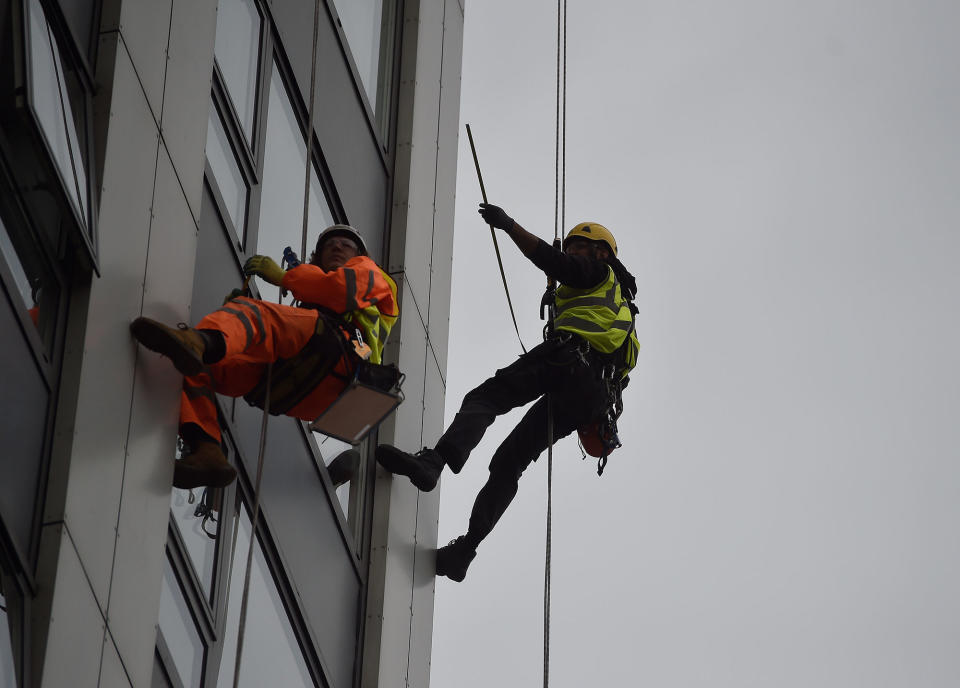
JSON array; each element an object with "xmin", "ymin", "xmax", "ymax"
[
  {"xmin": 130, "ymin": 317, "xmax": 205, "ymax": 376},
  {"xmin": 173, "ymin": 442, "xmax": 236, "ymax": 489}
]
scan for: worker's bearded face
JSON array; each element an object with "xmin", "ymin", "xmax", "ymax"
[{"xmin": 319, "ymin": 235, "xmax": 359, "ymax": 270}]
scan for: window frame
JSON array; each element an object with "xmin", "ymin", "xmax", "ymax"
[
  {"xmin": 160, "ymin": 2, "xmax": 405, "ymax": 682},
  {"xmin": 0, "ymin": 544, "xmax": 33, "ymax": 688},
  {"xmin": 5, "ymin": 0, "xmax": 99, "ymax": 271},
  {"xmin": 323, "ymin": 0, "xmax": 403, "ymax": 156},
  {"xmin": 0, "ymin": 157, "xmax": 70, "ymax": 577}
]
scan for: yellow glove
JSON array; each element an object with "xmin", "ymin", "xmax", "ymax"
[{"xmin": 243, "ymin": 255, "xmax": 286, "ymax": 286}]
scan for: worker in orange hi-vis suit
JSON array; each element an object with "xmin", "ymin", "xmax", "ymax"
[{"xmin": 130, "ymin": 225, "xmax": 399, "ymax": 490}]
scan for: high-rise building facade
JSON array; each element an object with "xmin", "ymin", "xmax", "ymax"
[{"xmin": 0, "ymin": 0, "xmax": 463, "ymax": 685}]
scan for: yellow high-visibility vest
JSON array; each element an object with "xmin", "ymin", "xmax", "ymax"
[
  {"xmin": 555, "ymin": 266, "xmax": 639, "ymax": 372},
  {"xmin": 343, "ymin": 268, "xmax": 399, "ymax": 364}
]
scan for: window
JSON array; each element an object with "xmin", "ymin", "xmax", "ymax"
[
  {"xmin": 0, "ymin": 202, "xmax": 60, "ymax": 356},
  {"xmin": 157, "ymin": 559, "xmax": 205, "ymax": 688},
  {"xmin": 214, "ymin": 0, "xmax": 262, "ymax": 144},
  {"xmin": 169, "ymin": 478, "xmax": 218, "ymax": 604},
  {"xmin": 0, "ymin": 587, "xmax": 16, "ymax": 688},
  {"xmin": 216, "ymin": 510, "xmax": 312, "ymax": 687},
  {"xmin": 256, "ymin": 63, "xmax": 334, "ymax": 303},
  {"xmin": 330, "ymin": 0, "xmax": 399, "ymax": 132},
  {"xmin": 205, "ymin": 105, "xmax": 249, "ymax": 245},
  {"xmin": 25, "ymin": 0, "xmax": 90, "ymax": 237}
]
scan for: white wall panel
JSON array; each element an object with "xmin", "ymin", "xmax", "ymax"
[
  {"xmin": 108, "ymin": 146, "xmax": 195, "ymax": 688},
  {"xmin": 426, "ymin": 0, "xmax": 464, "ymax": 379},
  {"xmin": 160, "ymin": 0, "xmax": 218, "ymax": 217},
  {"xmin": 62, "ymin": 40, "xmax": 160, "ymax": 607},
  {"xmin": 38, "ymin": 526, "xmax": 106, "ymax": 688},
  {"xmin": 141, "ymin": 147, "xmax": 201, "ymax": 323},
  {"xmin": 365, "ymin": 0, "xmax": 465, "ymax": 684},
  {"xmin": 107, "ymin": 0, "xmax": 172, "ymax": 120},
  {"xmin": 98, "ymin": 633, "xmax": 133, "ymax": 688}
]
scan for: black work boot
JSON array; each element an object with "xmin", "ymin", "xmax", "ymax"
[
  {"xmin": 130, "ymin": 317, "xmax": 206, "ymax": 376},
  {"xmin": 326, "ymin": 448, "xmax": 361, "ymax": 487},
  {"xmin": 375, "ymin": 445, "xmax": 444, "ymax": 491},
  {"xmin": 174, "ymin": 441, "xmax": 237, "ymax": 489},
  {"xmin": 436, "ymin": 536, "xmax": 477, "ymax": 582}
]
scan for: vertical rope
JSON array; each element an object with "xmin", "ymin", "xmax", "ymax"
[
  {"xmin": 232, "ymin": 363, "xmax": 271, "ymax": 687},
  {"xmin": 300, "ymin": 0, "xmax": 322, "ymax": 261},
  {"xmin": 233, "ymin": 2, "xmax": 321, "ymax": 683},
  {"xmin": 561, "ymin": 0, "xmax": 568, "ymax": 233},
  {"xmin": 553, "ymin": 0, "xmax": 562, "ymax": 244},
  {"xmin": 545, "ymin": 2, "xmax": 567, "ymax": 687}
]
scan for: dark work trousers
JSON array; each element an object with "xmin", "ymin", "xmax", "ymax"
[{"xmin": 435, "ymin": 336, "xmax": 609, "ymax": 549}]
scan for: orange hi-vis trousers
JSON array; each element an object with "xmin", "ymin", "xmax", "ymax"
[{"xmin": 180, "ymin": 296, "xmax": 351, "ymax": 443}]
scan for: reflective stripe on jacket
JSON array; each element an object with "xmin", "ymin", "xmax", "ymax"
[{"xmin": 555, "ymin": 265, "xmax": 639, "ymax": 372}]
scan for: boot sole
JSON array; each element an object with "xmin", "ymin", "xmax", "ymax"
[
  {"xmin": 130, "ymin": 317, "xmax": 204, "ymax": 377},
  {"xmin": 173, "ymin": 461, "xmax": 237, "ymax": 490}
]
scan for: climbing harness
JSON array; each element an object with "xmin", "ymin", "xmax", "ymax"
[
  {"xmin": 465, "ymin": 123, "xmax": 527, "ymax": 354},
  {"xmin": 306, "ymin": 307, "xmax": 404, "ymax": 443},
  {"xmin": 276, "ymin": 252, "xmax": 405, "ymax": 443}
]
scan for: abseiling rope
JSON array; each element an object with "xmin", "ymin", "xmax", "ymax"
[
  {"xmin": 232, "ymin": 2, "xmax": 322, "ymax": 684},
  {"xmin": 544, "ymin": 1, "xmax": 567, "ymax": 687}
]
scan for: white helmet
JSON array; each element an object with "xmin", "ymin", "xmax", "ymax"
[{"xmin": 315, "ymin": 224, "xmax": 368, "ymax": 256}]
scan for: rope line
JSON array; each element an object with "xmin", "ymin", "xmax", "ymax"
[
  {"xmin": 233, "ymin": 2, "xmax": 321, "ymax": 683},
  {"xmin": 300, "ymin": 0, "xmax": 322, "ymax": 261},
  {"xmin": 232, "ymin": 361, "xmax": 272, "ymax": 687},
  {"xmin": 545, "ymin": 1, "xmax": 567, "ymax": 686},
  {"xmin": 465, "ymin": 123, "xmax": 527, "ymax": 354}
]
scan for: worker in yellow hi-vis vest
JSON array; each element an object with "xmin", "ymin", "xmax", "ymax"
[{"xmin": 377, "ymin": 203, "xmax": 639, "ymax": 582}]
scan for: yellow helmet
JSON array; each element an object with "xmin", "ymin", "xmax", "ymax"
[{"xmin": 563, "ymin": 222, "xmax": 617, "ymax": 256}]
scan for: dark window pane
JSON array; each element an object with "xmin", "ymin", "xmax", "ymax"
[
  {"xmin": 0, "ymin": 207, "xmax": 59, "ymax": 350},
  {"xmin": 0, "ymin": 286, "xmax": 49, "ymax": 561},
  {"xmin": 27, "ymin": 0, "xmax": 88, "ymax": 229}
]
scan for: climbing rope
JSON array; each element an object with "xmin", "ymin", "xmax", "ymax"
[
  {"xmin": 232, "ymin": 2, "xmax": 322, "ymax": 683},
  {"xmin": 465, "ymin": 123, "xmax": 527, "ymax": 354},
  {"xmin": 544, "ymin": 1, "xmax": 567, "ymax": 686}
]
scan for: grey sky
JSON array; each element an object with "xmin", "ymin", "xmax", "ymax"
[{"xmin": 431, "ymin": 1, "xmax": 960, "ymax": 686}]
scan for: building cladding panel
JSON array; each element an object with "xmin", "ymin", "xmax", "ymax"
[{"xmin": 0, "ymin": 1, "xmax": 463, "ymax": 687}]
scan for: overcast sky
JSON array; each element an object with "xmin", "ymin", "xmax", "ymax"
[{"xmin": 430, "ymin": 1, "xmax": 960, "ymax": 686}]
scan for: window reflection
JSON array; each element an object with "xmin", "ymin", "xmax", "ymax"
[
  {"xmin": 27, "ymin": 0, "xmax": 88, "ymax": 228},
  {"xmin": 0, "ymin": 202, "xmax": 60, "ymax": 352},
  {"xmin": 217, "ymin": 510, "xmax": 312, "ymax": 687},
  {"xmin": 206, "ymin": 106, "xmax": 248, "ymax": 244},
  {"xmin": 317, "ymin": 438, "xmax": 357, "ymax": 518},
  {"xmin": 0, "ymin": 586, "xmax": 16, "ymax": 688},
  {"xmin": 256, "ymin": 64, "xmax": 334, "ymax": 304},
  {"xmin": 330, "ymin": 0, "xmax": 384, "ymax": 110},
  {"xmin": 157, "ymin": 561, "xmax": 204, "ymax": 688},
  {"xmin": 214, "ymin": 0, "xmax": 261, "ymax": 143},
  {"xmin": 170, "ymin": 458, "xmax": 218, "ymax": 604}
]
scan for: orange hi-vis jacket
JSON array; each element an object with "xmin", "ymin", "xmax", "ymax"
[{"xmin": 180, "ymin": 255, "xmax": 399, "ymax": 444}]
